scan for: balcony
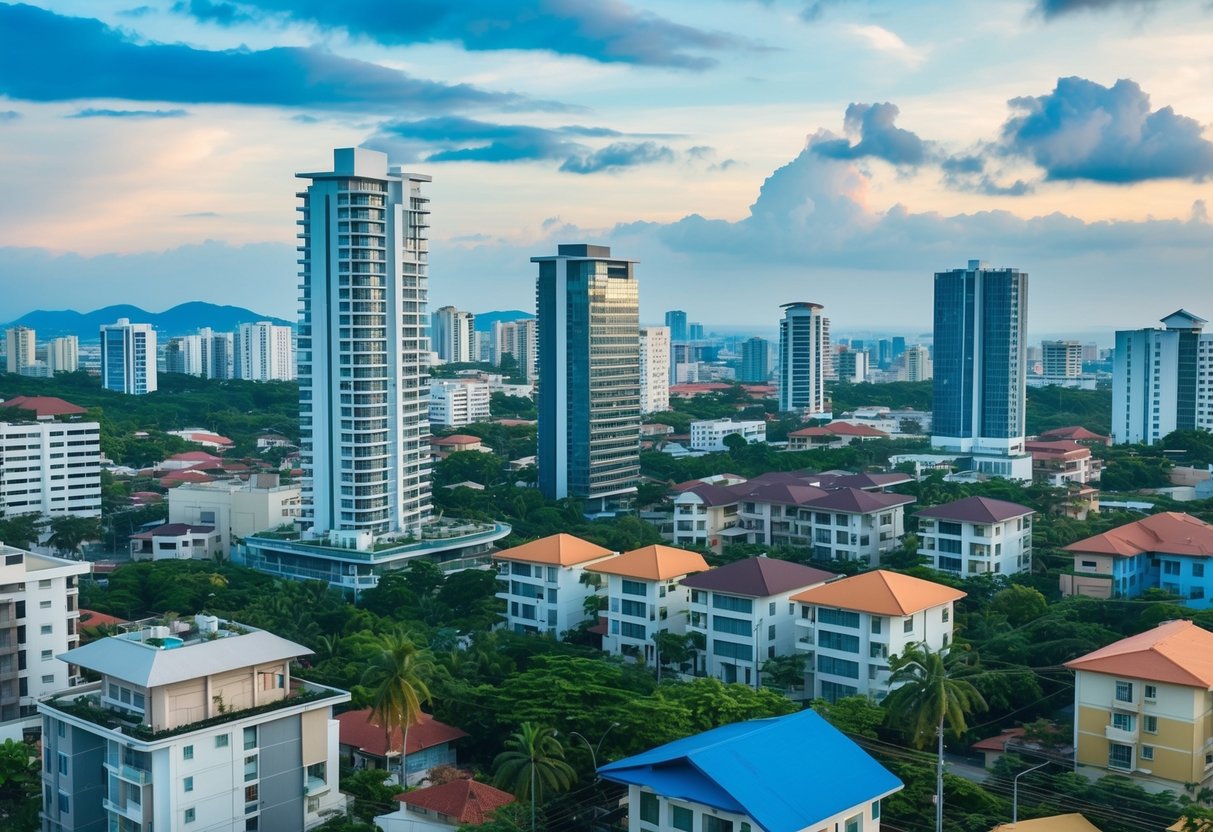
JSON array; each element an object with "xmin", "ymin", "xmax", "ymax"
[
  {"xmin": 1105, "ymin": 724, "xmax": 1139, "ymax": 744},
  {"xmin": 105, "ymin": 757, "xmax": 151, "ymax": 786}
]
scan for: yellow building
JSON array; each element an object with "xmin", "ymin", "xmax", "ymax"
[
  {"xmin": 992, "ymin": 814, "xmax": 1102, "ymax": 831},
  {"xmin": 1065, "ymin": 620, "xmax": 1213, "ymax": 793}
]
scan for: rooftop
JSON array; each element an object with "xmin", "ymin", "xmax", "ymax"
[
  {"xmin": 917, "ymin": 496, "xmax": 1034, "ymax": 523},
  {"xmin": 131, "ymin": 523, "xmax": 215, "ymax": 539},
  {"xmin": 992, "ymin": 814, "xmax": 1103, "ymax": 832},
  {"xmin": 681, "ymin": 557, "xmax": 836, "ymax": 598},
  {"xmin": 586, "ymin": 545, "xmax": 710, "ymax": 581},
  {"xmin": 1063, "ymin": 512, "xmax": 1213, "ymax": 559},
  {"xmin": 1036, "ymin": 426, "xmax": 1109, "ymax": 442},
  {"xmin": 338, "ymin": 708, "xmax": 468, "ymax": 758},
  {"xmin": 1064, "ymin": 620, "xmax": 1213, "ymax": 688},
  {"xmin": 0, "ymin": 395, "xmax": 87, "ymax": 418},
  {"xmin": 431, "ymin": 434, "xmax": 483, "ymax": 446},
  {"xmin": 395, "ymin": 779, "xmax": 514, "ymax": 825},
  {"xmin": 791, "ymin": 570, "xmax": 965, "ymax": 616},
  {"xmin": 492, "ymin": 533, "xmax": 614, "ymax": 567}
]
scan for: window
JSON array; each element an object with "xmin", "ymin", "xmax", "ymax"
[
  {"xmin": 40, "ymin": 624, "xmax": 52, "ymax": 635},
  {"xmin": 703, "ymin": 817, "xmax": 734, "ymax": 832},
  {"xmin": 941, "ymin": 607, "xmax": 950, "ymax": 623},
  {"xmin": 244, "ymin": 727, "xmax": 257, "ymax": 749},
  {"xmin": 639, "ymin": 792, "xmax": 659, "ymax": 825},
  {"xmin": 818, "ymin": 608, "xmax": 860, "ymax": 628},
  {"xmin": 622, "ymin": 579, "xmax": 647, "ymax": 597},
  {"xmin": 903, "ymin": 617, "xmax": 914, "ymax": 633},
  {"xmin": 817, "ymin": 655, "xmax": 860, "ymax": 679},
  {"xmin": 40, "ymin": 600, "xmax": 52, "ymax": 609},
  {"xmin": 58, "ymin": 752, "xmax": 68, "ymax": 775},
  {"xmin": 819, "ymin": 631, "xmax": 860, "ymax": 653},
  {"xmin": 42, "ymin": 674, "xmax": 54, "ymax": 685},
  {"xmin": 1145, "ymin": 685, "xmax": 1158, "ymax": 701},
  {"xmin": 58, "ymin": 792, "xmax": 69, "ymax": 814},
  {"xmin": 768, "ymin": 602, "xmax": 776, "ymax": 616},
  {"xmin": 1195, "ymin": 563, "xmax": 1206, "ymax": 578},
  {"xmin": 871, "ymin": 617, "xmax": 882, "ymax": 635},
  {"xmin": 872, "ymin": 800, "xmax": 881, "ymax": 820},
  {"xmin": 1109, "ymin": 743, "xmax": 1134, "ymax": 770},
  {"xmin": 1115, "ymin": 681, "xmax": 1134, "ymax": 702},
  {"xmin": 845, "ymin": 815, "xmax": 861, "ymax": 832},
  {"xmin": 1145, "ymin": 716, "xmax": 1158, "ymax": 734},
  {"xmin": 712, "ymin": 640, "xmax": 752, "ymax": 661},
  {"xmin": 1164, "ymin": 561, "xmax": 1181, "ymax": 576},
  {"xmin": 712, "ymin": 616, "xmax": 751, "ymax": 636},
  {"xmin": 183, "ymin": 745, "xmax": 194, "ymax": 760},
  {"xmin": 216, "ymin": 734, "xmax": 229, "ymax": 748},
  {"xmin": 713, "ymin": 594, "xmax": 753, "ymax": 614},
  {"xmin": 41, "ymin": 650, "xmax": 52, "ymax": 661},
  {"xmin": 1141, "ymin": 746, "xmax": 1155, "ymax": 761},
  {"xmin": 245, "ymin": 755, "xmax": 258, "ymax": 782},
  {"xmin": 185, "ymin": 808, "xmax": 196, "ymax": 823},
  {"xmin": 1112, "ymin": 712, "xmax": 1134, "ymax": 732}
]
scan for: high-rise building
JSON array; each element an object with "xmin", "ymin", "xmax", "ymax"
[
  {"xmin": 5, "ymin": 326, "xmax": 35, "ymax": 374},
  {"xmin": 0, "ymin": 414, "xmax": 101, "ymax": 518},
  {"xmin": 891, "ymin": 336, "xmax": 907, "ymax": 361},
  {"xmin": 199, "ymin": 327, "xmax": 234, "ymax": 379},
  {"xmin": 100, "ymin": 318, "xmax": 157, "ymax": 395},
  {"xmin": 778, "ymin": 302, "xmax": 829, "ymax": 414},
  {"xmin": 534, "ymin": 244, "xmax": 640, "ymax": 508},
  {"xmin": 835, "ymin": 348, "xmax": 867, "ymax": 383},
  {"xmin": 664, "ymin": 310, "xmax": 688, "ymax": 342},
  {"xmin": 739, "ymin": 336, "xmax": 769, "ymax": 383},
  {"xmin": 236, "ymin": 321, "xmax": 295, "ymax": 382},
  {"xmin": 429, "ymin": 378, "xmax": 492, "ymax": 427},
  {"xmin": 1113, "ymin": 309, "xmax": 1213, "ymax": 445},
  {"xmin": 877, "ymin": 338, "xmax": 893, "ymax": 369},
  {"xmin": 165, "ymin": 335, "xmax": 200, "ymax": 375},
  {"xmin": 497, "ymin": 318, "xmax": 538, "ymax": 383},
  {"xmin": 639, "ymin": 326, "xmax": 671, "ymax": 414},
  {"xmin": 431, "ymin": 306, "xmax": 475, "ymax": 364},
  {"xmin": 688, "ymin": 322, "xmax": 705, "ymax": 341},
  {"xmin": 931, "ymin": 260, "xmax": 1031, "ymax": 480},
  {"xmin": 903, "ymin": 344, "xmax": 933, "ymax": 382},
  {"xmin": 1041, "ymin": 340, "xmax": 1082, "ymax": 378},
  {"xmin": 296, "ymin": 147, "xmax": 431, "ymax": 539},
  {"xmin": 46, "ymin": 336, "xmax": 78, "ymax": 374}
]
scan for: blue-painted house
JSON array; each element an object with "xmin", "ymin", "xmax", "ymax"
[{"xmin": 598, "ymin": 709, "xmax": 902, "ymax": 832}]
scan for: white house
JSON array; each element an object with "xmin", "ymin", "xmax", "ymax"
[
  {"xmin": 916, "ymin": 496, "xmax": 1035, "ymax": 577},
  {"xmin": 493, "ymin": 534, "xmax": 615, "ymax": 639},
  {"xmin": 791, "ymin": 570, "xmax": 966, "ymax": 703},
  {"xmin": 689, "ymin": 419, "xmax": 767, "ymax": 452},
  {"xmin": 129, "ymin": 523, "xmax": 223, "ymax": 561}
]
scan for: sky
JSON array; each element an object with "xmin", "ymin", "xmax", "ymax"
[{"xmin": 1, "ymin": 0, "xmax": 1212, "ymax": 340}]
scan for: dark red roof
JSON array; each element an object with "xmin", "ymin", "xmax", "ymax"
[
  {"xmin": 132, "ymin": 523, "xmax": 215, "ymax": 539},
  {"xmin": 825, "ymin": 472, "xmax": 914, "ymax": 491},
  {"xmin": 160, "ymin": 470, "xmax": 215, "ymax": 485},
  {"xmin": 397, "ymin": 779, "xmax": 514, "ymax": 824},
  {"xmin": 1037, "ymin": 426, "xmax": 1108, "ymax": 442},
  {"xmin": 0, "ymin": 396, "xmax": 87, "ymax": 417},
  {"xmin": 337, "ymin": 709, "xmax": 468, "ymax": 759},
  {"xmin": 823, "ymin": 421, "xmax": 888, "ymax": 438},
  {"xmin": 79, "ymin": 609, "xmax": 129, "ymax": 628},
  {"xmin": 806, "ymin": 488, "xmax": 915, "ymax": 514},
  {"xmin": 681, "ymin": 557, "xmax": 837, "ymax": 597},
  {"xmin": 916, "ymin": 496, "xmax": 1034, "ymax": 523}
]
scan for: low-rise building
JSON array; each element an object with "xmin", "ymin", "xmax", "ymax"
[
  {"xmin": 992, "ymin": 815, "xmax": 1103, "ymax": 832},
  {"xmin": 429, "ymin": 379, "xmax": 492, "ymax": 428},
  {"xmin": 689, "ymin": 419, "xmax": 766, "ymax": 452},
  {"xmin": 336, "ymin": 708, "xmax": 467, "ymax": 785},
  {"xmin": 916, "ymin": 496, "xmax": 1035, "ymax": 577},
  {"xmin": 585, "ymin": 545, "xmax": 709, "ymax": 664},
  {"xmin": 791, "ymin": 570, "xmax": 965, "ymax": 703},
  {"xmin": 682, "ymin": 557, "xmax": 836, "ymax": 686},
  {"xmin": 1065, "ymin": 620, "xmax": 1213, "ymax": 794},
  {"xmin": 168, "ymin": 474, "xmax": 302, "ymax": 553},
  {"xmin": 1036, "ymin": 426, "xmax": 1111, "ymax": 447},
  {"xmin": 599, "ymin": 708, "xmax": 902, "ymax": 832},
  {"xmin": 1026, "ymin": 439, "xmax": 1101, "ymax": 486},
  {"xmin": 39, "ymin": 615, "xmax": 350, "ymax": 832},
  {"xmin": 129, "ymin": 523, "xmax": 223, "ymax": 561},
  {"xmin": 377, "ymin": 778, "xmax": 515, "ymax": 832},
  {"xmin": 493, "ymin": 534, "xmax": 616, "ymax": 639},
  {"xmin": 429, "ymin": 434, "xmax": 488, "ymax": 461},
  {"xmin": 787, "ymin": 422, "xmax": 889, "ymax": 450}
]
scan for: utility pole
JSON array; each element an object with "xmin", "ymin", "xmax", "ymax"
[
  {"xmin": 935, "ymin": 718, "xmax": 944, "ymax": 832},
  {"xmin": 1013, "ymin": 761, "xmax": 1051, "ymax": 823}
]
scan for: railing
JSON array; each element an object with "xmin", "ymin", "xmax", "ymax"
[{"xmin": 245, "ymin": 522, "xmax": 509, "ymax": 562}]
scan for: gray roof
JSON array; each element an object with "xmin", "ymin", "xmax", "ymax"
[{"xmin": 60, "ymin": 630, "xmax": 311, "ymax": 689}]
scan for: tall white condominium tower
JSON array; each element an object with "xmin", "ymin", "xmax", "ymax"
[
  {"xmin": 639, "ymin": 325, "xmax": 670, "ymax": 414},
  {"xmin": 237, "ymin": 321, "xmax": 296, "ymax": 381},
  {"xmin": 497, "ymin": 318, "xmax": 538, "ymax": 383},
  {"xmin": 778, "ymin": 302, "xmax": 830, "ymax": 414},
  {"xmin": 5, "ymin": 326, "xmax": 35, "ymax": 374},
  {"xmin": 931, "ymin": 260, "xmax": 1031, "ymax": 480},
  {"xmin": 100, "ymin": 318, "xmax": 157, "ymax": 394},
  {"xmin": 1113, "ymin": 309, "xmax": 1213, "ymax": 445},
  {"xmin": 431, "ymin": 306, "xmax": 475, "ymax": 364},
  {"xmin": 199, "ymin": 327, "xmax": 235, "ymax": 379},
  {"xmin": 1041, "ymin": 339, "xmax": 1082, "ymax": 378},
  {"xmin": 47, "ymin": 336, "xmax": 78, "ymax": 374},
  {"xmin": 903, "ymin": 344, "xmax": 932, "ymax": 382},
  {"xmin": 534, "ymin": 244, "xmax": 640, "ymax": 511},
  {"xmin": 297, "ymin": 147, "xmax": 432, "ymax": 539}
]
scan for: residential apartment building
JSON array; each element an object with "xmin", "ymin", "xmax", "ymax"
[
  {"xmin": 164, "ymin": 335, "xmax": 200, "ymax": 376},
  {"xmin": 39, "ymin": 616, "xmax": 349, "ymax": 831},
  {"xmin": 585, "ymin": 545, "xmax": 709, "ymax": 664},
  {"xmin": 1112, "ymin": 309, "xmax": 1213, "ymax": 445},
  {"xmin": 1042, "ymin": 340, "xmax": 1083, "ymax": 378},
  {"xmin": 0, "ymin": 544, "xmax": 89, "ymax": 741},
  {"xmin": 664, "ymin": 310, "xmax": 688, "ymax": 343},
  {"xmin": 100, "ymin": 318, "xmax": 157, "ymax": 395},
  {"xmin": 0, "ymin": 403, "xmax": 101, "ymax": 519},
  {"xmin": 836, "ymin": 348, "xmax": 868, "ymax": 383},
  {"xmin": 1060, "ymin": 512, "xmax": 1213, "ymax": 606},
  {"xmin": 236, "ymin": 321, "xmax": 295, "ymax": 382},
  {"xmin": 916, "ymin": 496, "xmax": 1034, "ymax": 577},
  {"xmin": 689, "ymin": 419, "xmax": 766, "ymax": 452},
  {"xmin": 791, "ymin": 570, "xmax": 965, "ymax": 703},
  {"xmin": 1066, "ymin": 620, "xmax": 1213, "ymax": 793},
  {"xmin": 931, "ymin": 261, "xmax": 1031, "ymax": 480},
  {"xmin": 682, "ymin": 557, "xmax": 836, "ymax": 686},
  {"xmin": 168, "ymin": 474, "xmax": 302, "ymax": 553},
  {"xmin": 1026, "ymin": 439, "xmax": 1100, "ymax": 487},
  {"xmin": 599, "ymin": 709, "xmax": 902, "ymax": 832},
  {"xmin": 493, "ymin": 318, "xmax": 538, "ymax": 383},
  {"xmin": 46, "ymin": 337, "xmax": 78, "ymax": 375},
  {"xmin": 164, "ymin": 329, "xmax": 232, "ymax": 380},
  {"xmin": 493, "ymin": 534, "xmax": 615, "ymax": 639},
  {"xmin": 428, "ymin": 379, "xmax": 491, "ymax": 428},
  {"xmin": 5, "ymin": 326, "xmax": 35, "ymax": 375},
  {"xmin": 431, "ymin": 306, "xmax": 475, "ymax": 364},
  {"xmin": 903, "ymin": 344, "xmax": 932, "ymax": 382},
  {"xmin": 534, "ymin": 244, "xmax": 640, "ymax": 510},
  {"xmin": 778, "ymin": 302, "xmax": 830, "ymax": 415},
  {"xmin": 739, "ymin": 336, "xmax": 769, "ymax": 383},
  {"xmin": 639, "ymin": 326, "xmax": 670, "ymax": 414}
]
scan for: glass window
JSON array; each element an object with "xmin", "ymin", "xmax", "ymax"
[
  {"xmin": 903, "ymin": 617, "xmax": 914, "ymax": 633},
  {"xmin": 872, "ymin": 800, "xmax": 881, "ymax": 819},
  {"xmin": 1144, "ymin": 716, "xmax": 1158, "ymax": 733},
  {"xmin": 845, "ymin": 815, "xmax": 861, "ymax": 832},
  {"xmin": 185, "ymin": 808, "xmax": 196, "ymax": 823},
  {"xmin": 639, "ymin": 792, "xmax": 659, "ymax": 825},
  {"xmin": 870, "ymin": 617, "xmax": 882, "ymax": 634},
  {"xmin": 183, "ymin": 745, "xmax": 194, "ymax": 760},
  {"xmin": 244, "ymin": 727, "xmax": 257, "ymax": 749},
  {"xmin": 712, "ymin": 594, "xmax": 753, "ymax": 614},
  {"xmin": 184, "ymin": 776, "xmax": 194, "ymax": 792},
  {"xmin": 216, "ymin": 734, "xmax": 229, "ymax": 749},
  {"xmin": 1115, "ymin": 681, "xmax": 1133, "ymax": 702},
  {"xmin": 622, "ymin": 579, "xmax": 647, "ymax": 597},
  {"xmin": 818, "ymin": 608, "xmax": 860, "ymax": 628},
  {"xmin": 58, "ymin": 752, "xmax": 68, "ymax": 775},
  {"xmin": 703, "ymin": 817, "xmax": 734, "ymax": 832},
  {"xmin": 1141, "ymin": 746, "xmax": 1154, "ymax": 761},
  {"xmin": 1144, "ymin": 685, "xmax": 1157, "ymax": 701},
  {"xmin": 58, "ymin": 792, "xmax": 69, "ymax": 814},
  {"xmin": 670, "ymin": 805, "xmax": 693, "ymax": 831},
  {"xmin": 1112, "ymin": 712, "xmax": 1134, "ymax": 732}
]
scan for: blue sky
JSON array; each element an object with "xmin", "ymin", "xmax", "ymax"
[{"xmin": 1, "ymin": 0, "xmax": 1211, "ymax": 338}]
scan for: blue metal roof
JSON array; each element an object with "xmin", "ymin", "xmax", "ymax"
[{"xmin": 598, "ymin": 709, "xmax": 902, "ymax": 832}]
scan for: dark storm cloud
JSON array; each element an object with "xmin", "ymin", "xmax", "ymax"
[
  {"xmin": 1036, "ymin": 0, "xmax": 1159, "ymax": 18},
  {"xmin": 560, "ymin": 142, "xmax": 676, "ymax": 174}
]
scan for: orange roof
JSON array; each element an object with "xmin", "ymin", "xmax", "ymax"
[
  {"xmin": 1064, "ymin": 620, "xmax": 1213, "ymax": 688},
  {"xmin": 78, "ymin": 609, "xmax": 129, "ymax": 628},
  {"xmin": 491, "ymin": 533, "xmax": 614, "ymax": 566},
  {"xmin": 585, "ymin": 545, "xmax": 709, "ymax": 581},
  {"xmin": 397, "ymin": 779, "xmax": 515, "ymax": 824},
  {"xmin": 1064, "ymin": 512, "xmax": 1213, "ymax": 558},
  {"xmin": 431, "ymin": 434, "xmax": 483, "ymax": 446},
  {"xmin": 337, "ymin": 709, "xmax": 468, "ymax": 758},
  {"xmin": 790, "ymin": 570, "xmax": 965, "ymax": 616},
  {"xmin": 970, "ymin": 728, "xmax": 1025, "ymax": 752},
  {"xmin": 823, "ymin": 421, "xmax": 889, "ymax": 438}
]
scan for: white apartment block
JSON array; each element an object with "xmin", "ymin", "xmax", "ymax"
[
  {"xmin": 495, "ymin": 318, "xmax": 537, "ymax": 383},
  {"xmin": 903, "ymin": 345, "xmax": 932, "ymax": 382},
  {"xmin": 40, "ymin": 616, "xmax": 349, "ymax": 832},
  {"xmin": 1113, "ymin": 310, "xmax": 1213, "ymax": 445},
  {"xmin": 1042, "ymin": 340, "xmax": 1083, "ymax": 378},
  {"xmin": 100, "ymin": 319, "xmax": 157, "ymax": 395},
  {"xmin": 198, "ymin": 328, "xmax": 235, "ymax": 380},
  {"xmin": 689, "ymin": 419, "xmax": 765, "ymax": 452},
  {"xmin": 47, "ymin": 337, "xmax": 79, "ymax": 375},
  {"xmin": 168, "ymin": 475, "xmax": 302, "ymax": 554},
  {"xmin": 6, "ymin": 326, "xmax": 35, "ymax": 375},
  {"xmin": 237, "ymin": 322, "xmax": 296, "ymax": 382},
  {"xmin": 0, "ymin": 419, "xmax": 102, "ymax": 518},
  {"xmin": 916, "ymin": 496, "xmax": 1034, "ymax": 577},
  {"xmin": 792, "ymin": 570, "xmax": 964, "ymax": 703},
  {"xmin": 165, "ymin": 335, "xmax": 203, "ymax": 376},
  {"xmin": 779, "ymin": 303, "xmax": 830, "ymax": 414},
  {"xmin": 492, "ymin": 534, "xmax": 615, "ymax": 640},
  {"xmin": 639, "ymin": 326, "xmax": 670, "ymax": 414},
  {"xmin": 431, "ymin": 306, "xmax": 475, "ymax": 364},
  {"xmin": 428, "ymin": 379, "xmax": 491, "ymax": 428},
  {"xmin": 585, "ymin": 545, "xmax": 709, "ymax": 665},
  {"xmin": 0, "ymin": 544, "xmax": 89, "ymax": 741},
  {"xmin": 682, "ymin": 558, "xmax": 836, "ymax": 686}
]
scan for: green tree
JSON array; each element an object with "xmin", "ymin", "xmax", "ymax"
[
  {"xmin": 46, "ymin": 515, "xmax": 100, "ymax": 558},
  {"xmin": 810, "ymin": 695, "xmax": 885, "ymax": 738},
  {"xmin": 987, "ymin": 584, "xmax": 1048, "ymax": 628},
  {"xmin": 0, "ymin": 739, "xmax": 39, "ymax": 831},
  {"xmin": 492, "ymin": 722, "xmax": 576, "ymax": 830},
  {"xmin": 0, "ymin": 515, "xmax": 42, "ymax": 552},
  {"xmin": 361, "ymin": 631, "xmax": 435, "ymax": 784}
]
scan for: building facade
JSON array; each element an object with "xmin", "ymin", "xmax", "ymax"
[
  {"xmin": 534, "ymin": 244, "xmax": 640, "ymax": 509},
  {"xmin": 738, "ymin": 336, "xmax": 769, "ymax": 383},
  {"xmin": 664, "ymin": 310, "xmax": 688, "ymax": 343},
  {"xmin": 903, "ymin": 344, "xmax": 932, "ymax": 382},
  {"xmin": 236, "ymin": 322, "xmax": 295, "ymax": 382},
  {"xmin": 100, "ymin": 319, "xmax": 157, "ymax": 395},
  {"xmin": 689, "ymin": 419, "xmax": 766, "ymax": 452},
  {"xmin": 495, "ymin": 318, "xmax": 538, "ymax": 383},
  {"xmin": 836, "ymin": 348, "xmax": 869, "ymax": 383},
  {"xmin": 168, "ymin": 475, "xmax": 302, "ymax": 554},
  {"xmin": 779, "ymin": 302, "xmax": 830, "ymax": 415},
  {"xmin": 1042, "ymin": 340, "xmax": 1083, "ymax": 378},
  {"xmin": 639, "ymin": 326, "xmax": 670, "ymax": 414},
  {"xmin": 0, "ymin": 418, "xmax": 101, "ymax": 519},
  {"xmin": 931, "ymin": 261, "xmax": 1031, "ymax": 480},
  {"xmin": 492, "ymin": 534, "xmax": 615, "ymax": 639},
  {"xmin": 431, "ymin": 306, "xmax": 475, "ymax": 364},
  {"xmin": 46, "ymin": 337, "xmax": 78, "ymax": 375},
  {"xmin": 916, "ymin": 496, "xmax": 1034, "ymax": 577},
  {"xmin": 428, "ymin": 379, "xmax": 491, "ymax": 428},
  {"xmin": 5, "ymin": 326, "xmax": 35, "ymax": 375}
]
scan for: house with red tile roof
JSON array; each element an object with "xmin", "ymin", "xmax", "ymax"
[
  {"xmin": 492, "ymin": 534, "xmax": 616, "ymax": 640},
  {"xmin": 1026, "ymin": 439, "xmax": 1101, "ymax": 487},
  {"xmin": 0, "ymin": 395, "xmax": 87, "ymax": 419},
  {"xmin": 916, "ymin": 496, "xmax": 1035, "ymax": 578},
  {"xmin": 787, "ymin": 421, "xmax": 889, "ymax": 450},
  {"xmin": 337, "ymin": 709, "xmax": 468, "ymax": 786},
  {"xmin": 159, "ymin": 450, "xmax": 225, "ymax": 471},
  {"xmin": 168, "ymin": 428, "xmax": 233, "ymax": 450},
  {"xmin": 376, "ymin": 778, "xmax": 515, "ymax": 830},
  {"xmin": 429, "ymin": 434, "xmax": 491, "ymax": 460},
  {"xmin": 1036, "ymin": 425, "xmax": 1111, "ymax": 447}
]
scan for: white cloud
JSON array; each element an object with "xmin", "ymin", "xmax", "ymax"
[{"xmin": 841, "ymin": 24, "xmax": 927, "ymax": 68}]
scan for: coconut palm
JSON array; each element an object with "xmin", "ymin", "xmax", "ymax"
[
  {"xmin": 361, "ymin": 630, "xmax": 435, "ymax": 785},
  {"xmin": 884, "ymin": 642, "xmax": 987, "ymax": 832},
  {"xmin": 492, "ymin": 722, "xmax": 576, "ymax": 832}
]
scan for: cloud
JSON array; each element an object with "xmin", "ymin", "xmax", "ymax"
[
  {"xmin": 0, "ymin": 109, "xmax": 19, "ymax": 122},
  {"xmin": 0, "ymin": 4, "xmax": 544, "ymax": 113},
  {"xmin": 842, "ymin": 24, "xmax": 925, "ymax": 67},
  {"xmin": 179, "ymin": 211, "xmax": 221, "ymax": 218},
  {"xmin": 1002, "ymin": 76, "xmax": 1213, "ymax": 182},
  {"xmin": 68, "ymin": 108, "xmax": 189, "ymax": 119},
  {"xmin": 117, "ymin": 5, "xmax": 154, "ymax": 17},
  {"xmin": 812, "ymin": 102, "xmax": 929, "ymax": 166},
  {"xmin": 1036, "ymin": 0, "xmax": 1159, "ymax": 18},
  {"xmin": 174, "ymin": 0, "xmax": 746, "ymax": 69},
  {"xmin": 941, "ymin": 154, "xmax": 1034, "ymax": 196},
  {"xmin": 559, "ymin": 142, "xmax": 676, "ymax": 174}
]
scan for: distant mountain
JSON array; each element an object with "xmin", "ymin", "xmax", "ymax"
[
  {"xmin": 2, "ymin": 303, "xmax": 293, "ymax": 341},
  {"xmin": 472, "ymin": 310, "xmax": 534, "ymax": 332}
]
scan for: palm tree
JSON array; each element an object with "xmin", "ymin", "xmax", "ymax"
[
  {"xmin": 883, "ymin": 643, "xmax": 987, "ymax": 832},
  {"xmin": 492, "ymin": 722, "xmax": 576, "ymax": 832},
  {"xmin": 361, "ymin": 630, "xmax": 435, "ymax": 786}
]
